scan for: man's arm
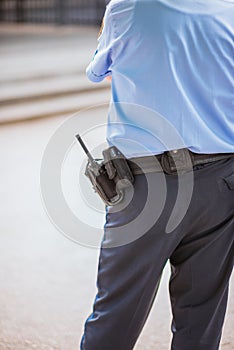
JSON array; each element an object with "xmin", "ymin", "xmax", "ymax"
[{"xmin": 86, "ymin": 5, "xmax": 114, "ymax": 83}]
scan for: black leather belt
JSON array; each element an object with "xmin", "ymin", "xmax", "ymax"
[{"xmin": 128, "ymin": 149, "xmax": 234, "ymax": 175}]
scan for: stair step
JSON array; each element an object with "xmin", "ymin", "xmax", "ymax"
[
  {"xmin": 0, "ymin": 75, "xmax": 109, "ymax": 105},
  {"xmin": 0, "ymin": 89, "xmax": 110, "ymax": 124}
]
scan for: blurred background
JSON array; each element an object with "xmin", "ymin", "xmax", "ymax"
[
  {"xmin": 0, "ymin": 0, "xmax": 107, "ymax": 25},
  {"xmin": 0, "ymin": 1, "xmax": 233, "ymax": 349}
]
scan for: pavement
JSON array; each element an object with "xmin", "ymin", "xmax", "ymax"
[{"xmin": 0, "ymin": 24, "xmax": 233, "ymax": 350}]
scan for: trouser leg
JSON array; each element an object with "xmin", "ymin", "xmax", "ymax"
[
  {"xmin": 81, "ymin": 159, "xmax": 234, "ymax": 350},
  {"xmin": 169, "ymin": 159, "xmax": 234, "ymax": 350},
  {"xmin": 80, "ymin": 171, "xmax": 182, "ymax": 350},
  {"xmin": 80, "ymin": 241, "xmax": 164, "ymax": 350}
]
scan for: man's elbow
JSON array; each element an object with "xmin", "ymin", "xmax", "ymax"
[{"xmin": 86, "ymin": 64, "xmax": 112, "ymax": 83}]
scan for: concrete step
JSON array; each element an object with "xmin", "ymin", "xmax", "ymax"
[
  {"xmin": 0, "ymin": 88, "xmax": 110, "ymax": 124},
  {"xmin": 0, "ymin": 74, "xmax": 109, "ymax": 106},
  {"xmin": 0, "ymin": 24, "xmax": 98, "ymax": 84}
]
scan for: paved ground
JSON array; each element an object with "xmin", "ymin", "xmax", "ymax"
[{"xmin": 0, "ymin": 110, "xmax": 233, "ymax": 350}]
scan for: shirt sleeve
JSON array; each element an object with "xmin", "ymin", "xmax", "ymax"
[{"xmin": 86, "ymin": 5, "xmax": 114, "ymax": 83}]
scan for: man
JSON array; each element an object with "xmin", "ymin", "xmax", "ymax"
[{"xmin": 81, "ymin": 0, "xmax": 234, "ymax": 349}]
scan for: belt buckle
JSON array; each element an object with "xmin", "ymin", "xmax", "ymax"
[{"xmin": 161, "ymin": 148, "xmax": 193, "ymax": 174}]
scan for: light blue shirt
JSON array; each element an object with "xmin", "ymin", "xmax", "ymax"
[{"xmin": 86, "ymin": 0, "xmax": 234, "ymax": 158}]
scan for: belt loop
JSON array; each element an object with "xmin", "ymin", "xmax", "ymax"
[{"xmin": 161, "ymin": 148, "xmax": 193, "ymax": 174}]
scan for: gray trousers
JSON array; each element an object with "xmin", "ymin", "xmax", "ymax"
[{"xmin": 81, "ymin": 158, "xmax": 234, "ymax": 350}]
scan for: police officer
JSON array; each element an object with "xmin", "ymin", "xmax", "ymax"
[{"xmin": 81, "ymin": 0, "xmax": 234, "ymax": 349}]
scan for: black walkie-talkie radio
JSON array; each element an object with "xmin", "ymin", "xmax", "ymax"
[{"xmin": 75, "ymin": 134, "xmax": 134, "ymax": 206}]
